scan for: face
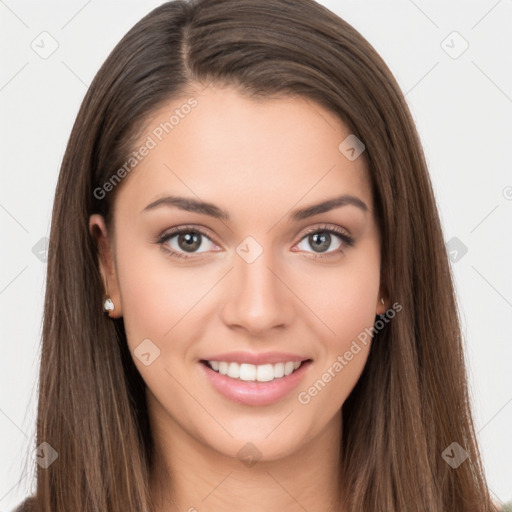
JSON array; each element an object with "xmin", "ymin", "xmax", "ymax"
[{"xmin": 89, "ymin": 85, "xmax": 386, "ymax": 463}]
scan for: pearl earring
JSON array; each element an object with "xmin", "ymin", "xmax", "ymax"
[
  {"xmin": 380, "ymin": 297, "xmax": 385, "ymax": 305},
  {"xmin": 103, "ymin": 297, "xmax": 114, "ymax": 313}
]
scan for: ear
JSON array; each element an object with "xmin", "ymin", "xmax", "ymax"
[{"xmin": 89, "ymin": 214, "xmax": 123, "ymax": 318}]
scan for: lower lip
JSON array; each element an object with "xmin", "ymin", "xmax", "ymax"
[{"xmin": 199, "ymin": 360, "xmax": 312, "ymax": 406}]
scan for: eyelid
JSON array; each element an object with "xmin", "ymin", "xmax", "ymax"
[
  {"xmin": 294, "ymin": 223, "xmax": 354, "ymax": 259},
  {"xmin": 298, "ymin": 223, "xmax": 353, "ymax": 243},
  {"xmin": 157, "ymin": 223, "xmax": 218, "ymax": 240},
  {"xmin": 156, "ymin": 224, "xmax": 220, "ymax": 257}
]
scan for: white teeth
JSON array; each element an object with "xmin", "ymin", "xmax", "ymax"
[
  {"xmin": 239, "ymin": 363, "xmax": 256, "ymax": 381},
  {"xmin": 273, "ymin": 362, "xmax": 285, "ymax": 379},
  {"xmin": 284, "ymin": 362, "xmax": 294, "ymax": 376},
  {"xmin": 227, "ymin": 362, "xmax": 240, "ymax": 379},
  {"xmin": 218, "ymin": 361, "xmax": 229, "ymax": 375},
  {"xmin": 207, "ymin": 360, "xmax": 305, "ymax": 382},
  {"xmin": 256, "ymin": 364, "xmax": 274, "ymax": 382}
]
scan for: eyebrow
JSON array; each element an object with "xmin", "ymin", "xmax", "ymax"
[{"xmin": 142, "ymin": 194, "xmax": 368, "ymax": 221}]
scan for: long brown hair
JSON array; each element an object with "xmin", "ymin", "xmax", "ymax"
[{"xmin": 20, "ymin": 0, "xmax": 496, "ymax": 510}]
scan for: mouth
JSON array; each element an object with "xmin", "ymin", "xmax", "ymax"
[
  {"xmin": 198, "ymin": 357, "xmax": 313, "ymax": 406},
  {"xmin": 200, "ymin": 359, "xmax": 310, "ymax": 383}
]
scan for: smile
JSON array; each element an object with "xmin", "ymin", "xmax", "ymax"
[
  {"xmin": 199, "ymin": 358, "xmax": 312, "ymax": 406},
  {"xmin": 205, "ymin": 360, "xmax": 303, "ymax": 382}
]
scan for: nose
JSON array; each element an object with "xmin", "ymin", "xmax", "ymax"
[{"xmin": 221, "ymin": 243, "xmax": 295, "ymax": 335}]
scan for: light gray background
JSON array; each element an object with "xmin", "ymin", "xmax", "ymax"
[{"xmin": 1, "ymin": 0, "xmax": 511, "ymax": 509}]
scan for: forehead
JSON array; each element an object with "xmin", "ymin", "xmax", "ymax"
[{"xmin": 113, "ymin": 85, "xmax": 372, "ymax": 221}]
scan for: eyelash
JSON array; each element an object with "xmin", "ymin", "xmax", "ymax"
[{"xmin": 156, "ymin": 224, "xmax": 355, "ymax": 261}]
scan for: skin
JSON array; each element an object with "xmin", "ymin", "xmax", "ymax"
[{"xmin": 89, "ymin": 85, "xmax": 387, "ymax": 512}]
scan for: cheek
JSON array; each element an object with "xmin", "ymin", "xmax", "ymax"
[
  {"xmin": 295, "ymin": 249, "xmax": 381, "ymax": 347},
  {"xmin": 295, "ymin": 277, "xmax": 377, "ymax": 417},
  {"xmin": 293, "ymin": 245, "xmax": 380, "ymax": 410},
  {"xmin": 331, "ymin": 270, "xmax": 380, "ymax": 342},
  {"xmin": 113, "ymin": 237, "xmax": 205, "ymax": 349}
]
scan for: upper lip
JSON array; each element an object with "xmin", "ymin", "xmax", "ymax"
[{"xmin": 200, "ymin": 351, "xmax": 311, "ymax": 365}]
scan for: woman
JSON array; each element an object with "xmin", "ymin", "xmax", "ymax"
[{"xmin": 14, "ymin": 0, "xmax": 496, "ymax": 510}]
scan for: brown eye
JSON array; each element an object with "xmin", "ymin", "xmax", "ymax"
[
  {"xmin": 158, "ymin": 226, "xmax": 218, "ymax": 260},
  {"xmin": 176, "ymin": 232, "xmax": 202, "ymax": 252},
  {"xmin": 295, "ymin": 225, "xmax": 354, "ymax": 259},
  {"xmin": 307, "ymin": 231, "xmax": 333, "ymax": 253}
]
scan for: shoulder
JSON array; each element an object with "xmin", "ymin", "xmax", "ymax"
[{"xmin": 12, "ymin": 496, "xmax": 36, "ymax": 512}]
